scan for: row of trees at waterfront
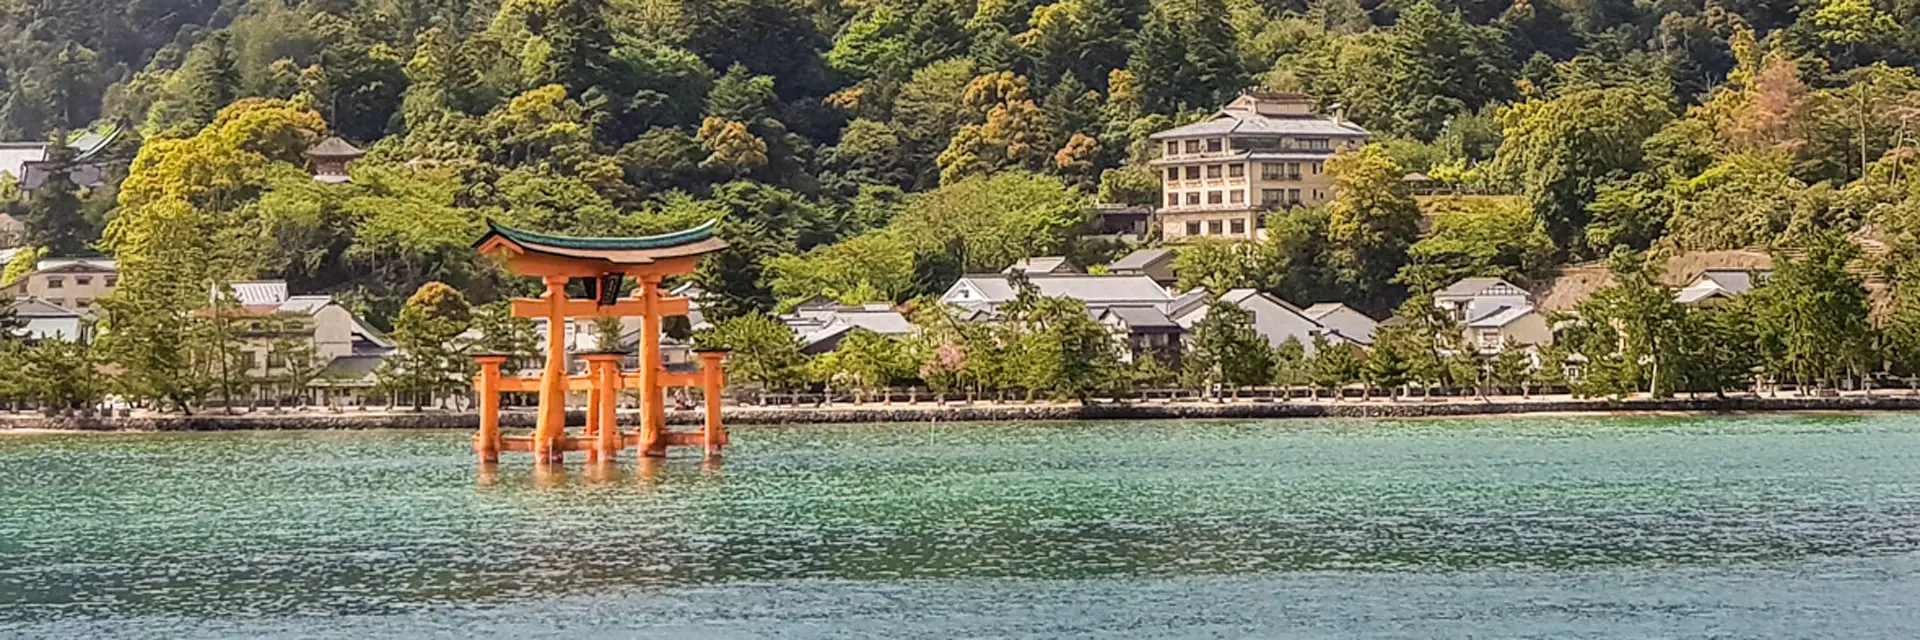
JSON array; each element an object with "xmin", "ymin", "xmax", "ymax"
[
  {"xmin": 710, "ymin": 232, "xmax": 1920, "ymax": 403},
  {"xmin": 5, "ymin": 226, "xmax": 1909, "ymax": 414},
  {"xmin": 0, "ymin": 282, "xmax": 536, "ymax": 413}
]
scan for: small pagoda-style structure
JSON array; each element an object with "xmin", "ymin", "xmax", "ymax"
[
  {"xmin": 472, "ymin": 220, "xmax": 731, "ymax": 464},
  {"xmin": 306, "ymin": 137, "xmax": 364, "ymax": 183}
]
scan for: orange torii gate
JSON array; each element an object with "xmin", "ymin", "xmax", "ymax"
[{"xmin": 470, "ymin": 220, "xmax": 730, "ymax": 463}]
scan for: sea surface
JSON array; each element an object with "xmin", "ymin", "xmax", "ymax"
[{"xmin": 2, "ymin": 414, "xmax": 1919, "ymax": 638}]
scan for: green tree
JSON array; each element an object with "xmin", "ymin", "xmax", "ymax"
[
  {"xmin": 1557, "ymin": 250, "xmax": 1688, "ymax": 397},
  {"xmin": 1009, "ymin": 293, "xmax": 1123, "ymax": 402},
  {"xmin": 470, "ymin": 301, "xmax": 540, "ymax": 369},
  {"xmin": 1305, "ymin": 336, "xmax": 1361, "ymax": 400},
  {"xmin": 1363, "ymin": 335, "xmax": 1412, "ymax": 399},
  {"xmin": 1490, "ymin": 88, "xmax": 1673, "ymax": 254},
  {"xmin": 1182, "ymin": 300, "xmax": 1274, "ymax": 398},
  {"xmin": 1327, "ymin": 146, "xmax": 1422, "ymax": 312},
  {"xmin": 377, "ymin": 282, "xmax": 474, "ymax": 409},
  {"xmin": 808, "ymin": 328, "xmax": 911, "ymax": 402},
  {"xmin": 22, "ymin": 338, "xmax": 104, "ymax": 413},
  {"xmin": 22, "ymin": 139, "xmax": 94, "ymax": 255},
  {"xmin": 1270, "ymin": 335, "xmax": 1307, "ymax": 394},
  {"xmin": 1397, "ymin": 196, "xmax": 1557, "ymax": 294},
  {"xmin": 1748, "ymin": 232, "xmax": 1876, "ymax": 391},
  {"xmin": 1173, "ymin": 240, "xmax": 1272, "ymax": 294},
  {"xmin": 696, "ymin": 311, "xmax": 807, "ymax": 391},
  {"xmin": 1487, "ymin": 337, "xmax": 1531, "ymax": 396}
]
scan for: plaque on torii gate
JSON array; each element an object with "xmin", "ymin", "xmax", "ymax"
[{"xmin": 471, "ymin": 220, "xmax": 730, "ymax": 464}]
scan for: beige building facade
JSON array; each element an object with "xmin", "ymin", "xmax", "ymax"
[
  {"xmin": 1149, "ymin": 92, "xmax": 1369, "ymax": 241},
  {"xmin": 4, "ymin": 258, "xmax": 118, "ymax": 313}
]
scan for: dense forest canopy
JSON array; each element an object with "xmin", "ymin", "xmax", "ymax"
[{"xmin": 7, "ymin": 0, "xmax": 1920, "ymax": 324}]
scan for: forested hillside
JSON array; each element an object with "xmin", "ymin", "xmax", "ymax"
[{"xmin": 7, "ymin": 0, "xmax": 1920, "ymax": 323}]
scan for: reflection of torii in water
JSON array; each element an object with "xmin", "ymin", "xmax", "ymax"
[{"xmin": 470, "ymin": 220, "xmax": 732, "ymax": 465}]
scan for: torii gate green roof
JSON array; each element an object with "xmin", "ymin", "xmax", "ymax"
[
  {"xmin": 476, "ymin": 219, "xmax": 727, "ymax": 266},
  {"xmin": 480, "ymin": 219, "xmax": 719, "ymax": 250}
]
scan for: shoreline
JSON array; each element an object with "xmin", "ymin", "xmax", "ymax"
[{"xmin": 1, "ymin": 394, "xmax": 1916, "ymax": 432}]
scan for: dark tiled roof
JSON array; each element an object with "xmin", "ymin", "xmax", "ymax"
[
  {"xmin": 1110, "ymin": 248, "xmax": 1175, "ymax": 270},
  {"xmin": 1100, "ymin": 305, "xmax": 1181, "ymax": 330}
]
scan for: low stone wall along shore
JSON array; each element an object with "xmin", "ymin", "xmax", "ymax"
[{"xmin": 4, "ymin": 394, "xmax": 1920, "ymax": 432}]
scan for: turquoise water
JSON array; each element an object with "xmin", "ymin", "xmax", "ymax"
[{"xmin": 3, "ymin": 415, "xmax": 1920, "ymax": 638}]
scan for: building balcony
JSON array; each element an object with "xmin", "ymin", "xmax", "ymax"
[
  {"xmin": 1166, "ymin": 178, "xmax": 1248, "ymax": 189},
  {"xmin": 1161, "ymin": 203, "xmax": 1259, "ymax": 214}
]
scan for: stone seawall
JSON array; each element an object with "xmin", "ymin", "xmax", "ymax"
[{"xmin": 2, "ymin": 395, "xmax": 1918, "ymax": 432}]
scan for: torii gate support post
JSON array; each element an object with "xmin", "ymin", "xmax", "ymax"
[
  {"xmin": 533, "ymin": 275, "xmax": 570, "ymax": 463},
  {"xmin": 698, "ymin": 349, "xmax": 729, "ymax": 457},
  {"xmin": 583, "ymin": 359, "xmax": 603, "ymax": 463},
  {"xmin": 639, "ymin": 274, "xmax": 668, "ymax": 458},
  {"xmin": 473, "ymin": 355, "xmax": 508, "ymax": 463},
  {"xmin": 582, "ymin": 353, "xmax": 625, "ymax": 461}
]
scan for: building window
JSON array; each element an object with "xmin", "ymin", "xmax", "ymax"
[
  {"xmin": 1186, "ymin": 221, "xmax": 1202, "ymax": 236},
  {"xmin": 1206, "ymin": 165, "xmax": 1221, "ymax": 179},
  {"xmin": 1287, "ymin": 162, "xmax": 1301, "ymax": 179},
  {"xmin": 1288, "ymin": 188, "xmax": 1302, "ymax": 204},
  {"xmin": 1184, "ymin": 140, "xmax": 1201, "ymax": 154},
  {"xmin": 1208, "ymin": 191, "xmax": 1223, "ymax": 204},
  {"xmin": 1305, "ymin": 138, "xmax": 1330, "ymax": 151},
  {"xmin": 1186, "ymin": 192, "xmax": 1201, "ymax": 205},
  {"xmin": 1229, "ymin": 163, "xmax": 1244, "ymax": 178},
  {"xmin": 1167, "ymin": 192, "xmax": 1179, "ymax": 207},
  {"xmin": 1261, "ymin": 163, "xmax": 1283, "ymax": 180},
  {"xmin": 75, "ymin": 277, "xmax": 91, "ymax": 286},
  {"xmin": 1208, "ymin": 220, "xmax": 1224, "ymax": 235},
  {"xmin": 1206, "ymin": 138, "xmax": 1223, "ymax": 153},
  {"xmin": 1312, "ymin": 162, "xmax": 1323, "ymax": 175},
  {"xmin": 1313, "ymin": 189, "xmax": 1324, "ymax": 200},
  {"xmin": 1166, "ymin": 167, "xmax": 1178, "ymax": 181},
  {"xmin": 46, "ymin": 278, "xmax": 63, "ymax": 289},
  {"xmin": 1262, "ymin": 189, "xmax": 1284, "ymax": 205},
  {"xmin": 1166, "ymin": 141, "xmax": 1178, "ymax": 156},
  {"xmin": 1229, "ymin": 190, "xmax": 1244, "ymax": 204},
  {"xmin": 75, "ymin": 298, "xmax": 90, "ymax": 309},
  {"xmin": 268, "ymin": 352, "xmax": 286, "ymax": 368},
  {"xmin": 48, "ymin": 298, "xmax": 64, "ymax": 307},
  {"xmin": 104, "ymin": 276, "xmax": 117, "ymax": 287},
  {"xmin": 1184, "ymin": 165, "xmax": 1200, "ymax": 180},
  {"xmin": 1231, "ymin": 219, "xmax": 1246, "ymax": 235}
]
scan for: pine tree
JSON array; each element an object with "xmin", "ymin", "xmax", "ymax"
[
  {"xmin": 1183, "ymin": 300, "xmax": 1273, "ymax": 398},
  {"xmin": 22, "ymin": 140, "xmax": 93, "ymax": 256}
]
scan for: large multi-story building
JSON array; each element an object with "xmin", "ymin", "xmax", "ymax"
[{"xmin": 1149, "ymin": 91, "xmax": 1370, "ymax": 241}]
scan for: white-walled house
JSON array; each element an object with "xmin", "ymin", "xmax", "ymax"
[
  {"xmin": 9, "ymin": 297, "xmax": 88, "ymax": 342},
  {"xmin": 1171, "ymin": 289, "xmax": 1343, "ymax": 355},
  {"xmin": 1301, "ymin": 303, "xmax": 1379, "ymax": 346},
  {"xmin": 940, "ymin": 273, "xmax": 1175, "ymax": 313},
  {"xmin": 1434, "ymin": 277, "xmax": 1551, "ymax": 353}
]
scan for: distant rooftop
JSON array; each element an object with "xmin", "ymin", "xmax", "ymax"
[
  {"xmin": 1436, "ymin": 277, "xmax": 1525, "ymax": 300},
  {"xmin": 1151, "ymin": 92, "xmax": 1369, "ymax": 140},
  {"xmin": 36, "ymin": 257, "xmax": 116, "ymax": 273},
  {"xmin": 1110, "ymin": 248, "xmax": 1175, "ymax": 271},
  {"xmin": 947, "ymin": 273, "xmax": 1173, "ymax": 307},
  {"xmin": 1003, "ymin": 256, "xmax": 1074, "ymax": 275}
]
